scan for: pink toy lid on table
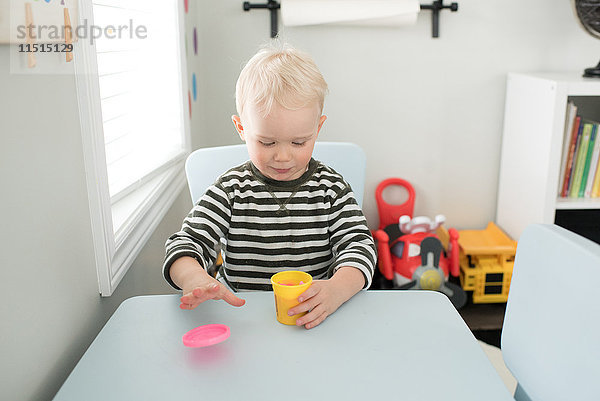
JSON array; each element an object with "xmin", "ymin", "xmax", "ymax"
[{"xmin": 182, "ymin": 324, "xmax": 230, "ymax": 348}]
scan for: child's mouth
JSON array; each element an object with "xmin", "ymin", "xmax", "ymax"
[{"xmin": 273, "ymin": 168, "xmax": 291, "ymax": 174}]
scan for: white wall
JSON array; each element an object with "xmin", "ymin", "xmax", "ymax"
[
  {"xmin": 192, "ymin": 0, "xmax": 600, "ymax": 230},
  {"xmin": 0, "ymin": 47, "xmax": 186, "ymax": 400}
]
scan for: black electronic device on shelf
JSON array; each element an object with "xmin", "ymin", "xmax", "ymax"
[{"xmin": 573, "ymin": 0, "xmax": 600, "ymax": 78}]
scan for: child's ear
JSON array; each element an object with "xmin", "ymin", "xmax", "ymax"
[
  {"xmin": 231, "ymin": 115, "xmax": 245, "ymax": 141},
  {"xmin": 317, "ymin": 115, "xmax": 327, "ymax": 134}
]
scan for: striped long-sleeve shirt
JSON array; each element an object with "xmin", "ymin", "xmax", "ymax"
[{"xmin": 163, "ymin": 158, "xmax": 376, "ymax": 291}]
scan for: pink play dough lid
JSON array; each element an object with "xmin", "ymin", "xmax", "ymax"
[{"xmin": 182, "ymin": 324, "xmax": 230, "ymax": 347}]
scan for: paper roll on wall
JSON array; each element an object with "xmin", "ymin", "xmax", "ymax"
[{"xmin": 281, "ymin": 0, "xmax": 421, "ymax": 27}]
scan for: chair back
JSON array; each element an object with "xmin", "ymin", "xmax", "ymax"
[
  {"xmin": 185, "ymin": 142, "xmax": 366, "ymax": 207},
  {"xmin": 501, "ymin": 224, "xmax": 600, "ymax": 401}
]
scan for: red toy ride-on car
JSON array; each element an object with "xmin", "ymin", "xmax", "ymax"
[{"xmin": 373, "ymin": 178, "xmax": 466, "ymax": 309}]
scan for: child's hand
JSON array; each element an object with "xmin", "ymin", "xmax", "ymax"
[
  {"xmin": 286, "ymin": 280, "xmax": 345, "ymax": 329},
  {"xmin": 180, "ymin": 279, "xmax": 246, "ymax": 309},
  {"xmin": 287, "ymin": 267, "xmax": 365, "ymax": 330},
  {"xmin": 171, "ymin": 256, "xmax": 245, "ymax": 310}
]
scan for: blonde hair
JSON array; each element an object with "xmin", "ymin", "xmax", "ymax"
[{"xmin": 235, "ymin": 42, "xmax": 328, "ymax": 119}]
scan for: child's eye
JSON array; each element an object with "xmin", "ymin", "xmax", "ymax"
[
  {"xmin": 260, "ymin": 141, "xmax": 275, "ymax": 147},
  {"xmin": 292, "ymin": 141, "xmax": 306, "ymax": 146}
]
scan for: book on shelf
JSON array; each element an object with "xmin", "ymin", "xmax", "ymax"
[
  {"xmin": 569, "ymin": 122, "xmax": 593, "ymax": 198},
  {"xmin": 592, "ymin": 155, "xmax": 600, "ymax": 197},
  {"xmin": 584, "ymin": 124, "xmax": 600, "ymax": 197},
  {"xmin": 560, "ymin": 115, "xmax": 582, "ymax": 197},
  {"xmin": 558, "ymin": 101, "xmax": 578, "ymax": 196},
  {"xmin": 579, "ymin": 123, "xmax": 598, "ymax": 197}
]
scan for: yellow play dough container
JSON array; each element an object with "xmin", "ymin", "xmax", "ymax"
[{"xmin": 270, "ymin": 271, "xmax": 313, "ymax": 325}]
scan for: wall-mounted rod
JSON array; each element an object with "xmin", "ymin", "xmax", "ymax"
[
  {"xmin": 243, "ymin": 0, "xmax": 281, "ymax": 38},
  {"xmin": 420, "ymin": 0, "xmax": 458, "ymax": 38},
  {"xmin": 243, "ymin": 0, "xmax": 458, "ymax": 39}
]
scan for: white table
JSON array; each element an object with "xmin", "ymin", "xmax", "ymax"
[{"xmin": 54, "ymin": 291, "xmax": 513, "ymax": 400}]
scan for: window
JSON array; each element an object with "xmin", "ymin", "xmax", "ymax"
[{"xmin": 74, "ymin": 0, "xmax": 190, "ymax": 296}]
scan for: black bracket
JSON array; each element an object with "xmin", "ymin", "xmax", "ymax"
[
  {"xmin": 243, "ymin": 1, "xmax": 281, "ymax": 38},
  {"xmin": 420, "ymin": 0, "xmax": 458, "ymax": 38}
]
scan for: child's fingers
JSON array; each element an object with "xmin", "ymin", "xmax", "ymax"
[
  {"xmin": 294, "ymin": 304, "xmax": 323, "ymax": 325},
  {"xmin": 181, "ymin": 291, "xmax": 203, "ymax": 305},
  {"xmin": 181, "ymin": 284, "xmax": 219, "ymax": 306},
  {"xmin": 180, "ymin": 294, "xmax": 195, "ymax": 305},
  {"xmin": 192, "ymin": 285, "xmax": 218, "ymax": 299},
  {"xmin": 288, "ymin": 293, "xmax": 320, "ymax": 316},
  {"xmin": 181, "ymin": 283, "xmax": 244, "ymax": 309},
  {"xmin": 287, "ymin": 302, "xmax": 309, "ymax": 317},
  {"xmin": 297, "ymin": 282, "xmax": 321, "ymax": 303},
  {"xmin": 180, "ymin": 293, "xmax": 202, "ymax": 308},
  {"xmin": 303, "ymin": 312, "xmax": 328, "ymax": 329},
  {"xmin": 220, "ymin": 288, "xmax": 246, "ymax": 307},
  {"xmin": 296, "ymin": 307, "xmax": 327, "ymax": 329}
]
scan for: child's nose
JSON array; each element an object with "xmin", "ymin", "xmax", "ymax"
[{"xmin": 274, "ymin": 146, "xmax": 292, "ymax": 162}]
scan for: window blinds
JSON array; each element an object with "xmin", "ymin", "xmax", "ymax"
[{"xmin": 92, "ymin": 0, "xmax": 186, "ymax": 201}]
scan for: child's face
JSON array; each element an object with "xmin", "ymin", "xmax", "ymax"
[{"xmin": 232, "ymin": 102, "xmax": 327, "ymax": 181}]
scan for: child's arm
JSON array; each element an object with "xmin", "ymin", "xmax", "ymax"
[
  {"xmin": 327, "ymin": 186, "xmax": 376, "ymax": 288},
  {"xmin": 163, "ymin": 183, "xmax": 244, "ymax": 308},
  {"xmin": 170, "ymin": 256, "xmax": 245, "ymax": 309},
  {"xmin": 289, "ymin": 184, "xmax": 376, "ymax": 329},
  {"xmin": 163, "ymin": 183, "xmax": 230, "ymax": 286}
]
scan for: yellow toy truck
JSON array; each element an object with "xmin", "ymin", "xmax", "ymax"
[{"xmin": 457, "ymin": 222, "xmax": 517, "ymax": 303}]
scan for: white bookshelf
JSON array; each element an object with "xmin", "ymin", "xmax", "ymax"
[
  {"xmin": 556, "ymin": 197, "xmax": 600, "ymax": 210},
  {"xmin": 496, "ymin": 72, "xmax": 600, "ymax": 240}
]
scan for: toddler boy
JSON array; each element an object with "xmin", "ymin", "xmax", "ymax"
[{"xmin": 163, "ymin": 43, "xmax": 376, "ymax": 329}]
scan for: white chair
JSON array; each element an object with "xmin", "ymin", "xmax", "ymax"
[
  {"xmin": 501, "ymin": 224, "xmax": 600, "ymax": 401},
  {"xmin": 185, "ymin": 142, "xmax": 366, "ymax": 207}
]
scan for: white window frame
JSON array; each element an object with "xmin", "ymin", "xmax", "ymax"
[{"xmin": 74, "ymin": 0, "xmax": 191, "ymax": 296}]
